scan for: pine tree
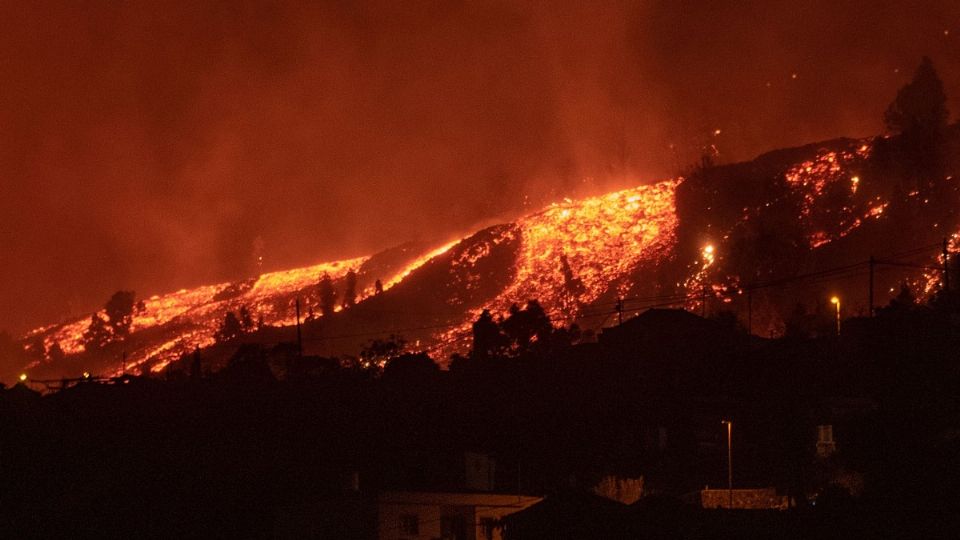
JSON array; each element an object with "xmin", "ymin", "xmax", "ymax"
[
  {"xmin": 238, "ymin": 305, "xmax": 255, "ymax": 332},
  {"xmin": 47, "ymin": 342, "xmax": 66, "ymax": 363},
  {"xmin": 883, "ymin": 57, "xmax": 951, "ymax": 203},
  {"xmin": 343, "ymin": 269, "xmax": 358, "ymax": 308},
  {"xmin": 318, "ymin": 273, "xmax": 337, "ymax": 317},
  {"xmin": 470, "ymin": 309, "xmax": 507, "ymax": 360},
  {"xmin": 884, "ymin": 56, "xmax": 948, "ymax": 138},
  {"xmin": 215, "ymin": 312, "xmax": 244, "ymax": 343},
  {"xmin": 83, "ymin": 314, "xmax": 112, "ymax": 352},
  {"xmin": 104, "ymin": 290, "xmax": 136, "ymax": 338}
]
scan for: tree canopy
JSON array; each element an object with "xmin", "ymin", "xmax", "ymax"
[
  {"xmin": 342, "ymin": 269, "xmax": 358, "ymax": 308},
  {"xmin": 884, "ymin": 56, "xmax": 948, "ymax": 138},
  {"xmin": 318, "ymin": 273, "xmax": 337, "ymax": 317},
  {"xmin": 104, "ymin": 290, "xmax": 136, "ymax": 338},
  {"xmin": 214, "ymin": 311, "xmax": 244, "ymax": 344}
]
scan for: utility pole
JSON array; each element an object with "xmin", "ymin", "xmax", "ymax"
[
  {"xmin": 943, "ymin": 238, "xmax": 950, "ymax": 293},
  {"xmin": 616, "ymin": 297, "xmax": 623, "ymax": 326},
  {"xmin": 868, "ymin": 256, "xmax": 875, "ymax": 317},
  {"xmin": 747, "ymin": 288, "xmax": 753, "ymax": 335},
  {"xmin": 295, "ymin": 297, "xmax": 303, "ymax": 357},
  {"xmin": 722, "ymin": 420, "xmax": 733, "ymax": 508},
  {"xmin": 121, "ymin": 351, "xmax": 126, "ymax": 376}
]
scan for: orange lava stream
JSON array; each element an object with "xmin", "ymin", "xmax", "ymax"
[
  {"xmin": 784, "ymin": 143, "xmax": 876, "ymax": 249},
  {"xmin": 30, "ymin": 236, "xmax": 468, "ymax": 374},
  {"xmin": 504, "ymin": 181, "xmax": 679, "ymax": 314},
  {"xmin": 379, "ymin": 240, "xmax": 460, "ymax": 293},
  {"xmin": 433, "ymin": 180, "xmax": 680, "ymax": 355}
]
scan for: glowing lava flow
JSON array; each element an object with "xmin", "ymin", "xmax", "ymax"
[
  {"xmin": 432, "ymin": 180, "xmax": 680, "ymax": 354},
  {"xmin": 784, "ymin": 143, "xmax": 881, "ymax": 249},
  {"xmin": 502, "ymin": 181, "xmax": 678, "ymax": 313},
  {"xmin": 379, "ymin": 240, "xmax": 461, "ymax": 293}
]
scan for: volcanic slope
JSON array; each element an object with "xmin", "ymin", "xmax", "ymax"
[{"xmin": 18, "ymin": 127, "xmax": 960, "ymax": 379}]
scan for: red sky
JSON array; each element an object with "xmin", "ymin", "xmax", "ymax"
[{"xmin": 1, "ymin": 0, "xmax": 959, "ymax": 334}]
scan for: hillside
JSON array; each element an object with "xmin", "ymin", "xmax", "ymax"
[{"xmin": 14, "ymin": 126, "xmax": 960, "ymax": 381}]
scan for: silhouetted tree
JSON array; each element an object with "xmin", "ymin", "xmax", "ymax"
[
  {"xmin": 47, "ymin": 342, "xmax": 65, "ymax": 364},
  {"xmin": 318, "ymin": 273, "xmax": 337, "ymax": 317},
  {"xmin": 883, "ymin": 282, "xmax": 917, "ymax": 314},
  {"xmin": 884, "ymin": 57, "xmax": 950, "ymax": 200},
  {"xmin": 470, "ymin": 309, "xmax": 508, "ymax": 360},
  {"xmin": 238, "ymin": 305, "xmax": 255, "ymax": 332},
  {"xmin": 375, "ymin": 279, "xmax": 384, "ymax": 295},
  {"xmin": 343, "ymin": 269, "xmax": 358, "ymax": 308},
  {"xmin": 382, "ymin": 352, "xmax": 439, "ymax": 385},
  {"xmin": 83, "ymin": 313, "xmax": 112, "ymax": 352},
  {"xmin": 884, "ymin": 57, "xmax": 948, "ymax": 139},
  {"xmin": 215, "ymin": 311, "xmax": 244, "ymax": 344},
  {"xmin": 500, "ymin": 300, "xmax": 553, "ymax": 356},
  {"xmin": 104, "ymin": 290, "xmax": 136, "ymax": 338},
  {"xmin": 559, "ymin": 254, "xmax": 585, "ymax": 299},
  {"xmin": 359, "ymin": 334, "xmax": 406, "ymax": 373}
]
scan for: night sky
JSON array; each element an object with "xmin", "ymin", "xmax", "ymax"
[{"xmin": 2, "ymin": 0, "xmax": 958, "ymax": 334}]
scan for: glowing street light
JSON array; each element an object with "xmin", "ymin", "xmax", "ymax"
[
  {"xmin": 830, "ymin": 296, "xmax": 841, "ymax": 336},
  {"xmin": 721, "ymin": 420, "xmax": 733, "ymax": 508},
  {"xmin": 18, "ymin": 373, "xmax": 27, "ymax": 383}
]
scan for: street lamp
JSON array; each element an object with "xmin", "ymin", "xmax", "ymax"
[
  {"xmin": 721, "ymin": 420, "xmax": 733, "ymax": 508},
  {"xmin": 830, "ymin": 296, "xmax": 841, "ymax": 336}
]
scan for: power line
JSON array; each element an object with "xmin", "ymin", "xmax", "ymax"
[{"xmin": 251, "ymin": 242, "xmax": 952, "ymax": 349}]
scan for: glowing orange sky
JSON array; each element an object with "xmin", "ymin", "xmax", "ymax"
[{"xmin": 1, "ymin": 0, "xmax": 958, "ymax": 333}]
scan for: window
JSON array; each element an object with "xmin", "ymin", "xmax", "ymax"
[{"xmin": 399, "ymin": 514, "xmax": 419, "ymax": 536}]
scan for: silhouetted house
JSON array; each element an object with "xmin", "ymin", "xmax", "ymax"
[
  {"xmin": 378, "ymin": 491, "xmax": 541, "ymax": 540},
  {"xmin": 598, "ymin": 308, "xmax": 750, "ymax": 398},
  {"xmin": 629, "ymin": 495, "xmax": 697, "ymax": 538},
  {"xmin": 599, "ymin": 308, "xmax": 737, "ymax": 350},
  {"xmin": 2, "ymin": 381, "xmax": 41, "ymax": 406},
  {"xmin": 287, "ymin": 355, "xmax": 341, "ymax": 380},
  {"xmin": 500, "ymin": 490, "xmax": 631, "ymax": 540},
  {"xmin": 217, "ymin": 344, "xmax": 276, "ymax": 385}
]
